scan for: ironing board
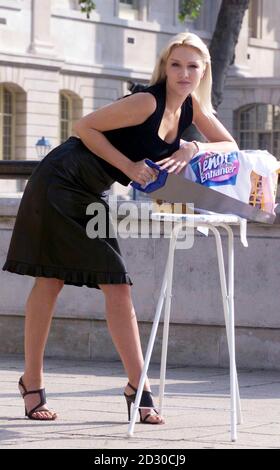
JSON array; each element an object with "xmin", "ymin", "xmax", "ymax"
[{"xmin": 127, "ymin": 212, "xmax": 248, "ymax": 442}]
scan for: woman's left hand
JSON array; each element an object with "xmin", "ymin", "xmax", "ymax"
[{"xmin": 157, "ymin": 141, "xmax": 197, "ymax": 175}]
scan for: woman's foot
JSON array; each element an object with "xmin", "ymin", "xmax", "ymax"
[
  {"xmin": 18, "ymin": 375, "xmax": 57, "ymax": 420},
  {"xmin": 124, "ymin": 383, "xmax": 165, "ymax": 424}
]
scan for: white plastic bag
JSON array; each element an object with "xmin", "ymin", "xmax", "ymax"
[{"xmin": 184, "ymin": 149, "xmax": 280, "ymax": 214}]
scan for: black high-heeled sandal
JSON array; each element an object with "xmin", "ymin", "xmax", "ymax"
[
  {"xmin": 18, "ymin": 376, "xmax": 57, "ymax": 420},
  {"xmin": 124, "ymin": 382, "xmax": 163, "ymax": 424}
]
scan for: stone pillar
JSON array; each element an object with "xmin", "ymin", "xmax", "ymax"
[
  {"xmin": 138, "ymin": 0, "xmax": 148, "ymax": 21},
  {"xmin": 29, "ymin": 0, "xmax": 55, "ymax": 55},
  {"xmin": 173, "ymin": 0, "xmax": 179, "ymax": 26},
  {"xmin": 113, "ymin": 0, "xmax": 119, "ymax": 17}
]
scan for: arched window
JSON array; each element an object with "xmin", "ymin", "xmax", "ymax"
[
  {"xmin": 0, "ymin": 85, "xmax": 15, "ymax": 160},
  {"xmin": 60, "ymin": 92, "xmax": 72, "ymax": 143},
  {"xmin": 237, "ymin": 104, "xmax": 280, "ymax": 158}
]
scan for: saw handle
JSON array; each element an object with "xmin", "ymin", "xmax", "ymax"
[{"xmin": 130, "ymin": 159, "xmax": 168, "ymax": 193}]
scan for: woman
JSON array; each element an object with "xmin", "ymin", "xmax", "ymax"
[{"xmin": 2, "ymin": 32, "xmax": 238, "ymax": 423}]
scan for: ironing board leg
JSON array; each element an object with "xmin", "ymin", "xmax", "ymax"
[
  {"xmin": 159, "ymin": 225, "xmax": 181, "ymax": 414},
  {"xmin": 227, "ymin": 227, "xmax": 237, "ymax": 442},
  {"xmin": 127, "ymin": 249, "xmax": 169, "ymax": 438},
  {"xmin": 220, "ymin": 224, "xmax": 242, "ymax": 426},
  {"xmin": 209, "ymin": 225, "xmax": 238, "ymax": 441}
]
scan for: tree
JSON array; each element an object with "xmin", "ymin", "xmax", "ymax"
[
  {"xmin": 209, "ymin": 0, "xmax": 250, "ymax": 110},
  {"xmin": 179, "ymin": 0, "xmax": 250, "ymax": 140},
  {"xmin": 78, "ymin": 0, "xmax": 95, "ymax": 19},
  {"xmin": 178, "ymin": 0, "xmax": 203, "ymax": 21},
  {"xmin": 179, "ymin": 0, "xmax": 250, "ymax": 111}
]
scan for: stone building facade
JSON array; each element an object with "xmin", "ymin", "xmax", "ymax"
[
  {"xmin": 0, "ymin": 0, "xmax": 279, "ymax": 194},
  {"xmin": 1, "ymin": 0, "xmax": 280, "ymax": 369}
]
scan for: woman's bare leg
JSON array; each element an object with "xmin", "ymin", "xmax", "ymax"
[
  {"xmin": 19, "ymin": 277, "xmax": 64, "ymax": 419},
  {"xmin": 99, "ymin": 283, "xmax": 164, "ymax": 424}
]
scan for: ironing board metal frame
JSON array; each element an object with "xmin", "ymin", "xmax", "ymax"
[{"xmin": 127, "ymin": 212, "xmax": 247, "ymax": 442}]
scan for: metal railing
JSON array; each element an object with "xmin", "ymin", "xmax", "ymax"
[{"xmin": 0, "ymin": 160, "xmax": 38, "ymax": 179}]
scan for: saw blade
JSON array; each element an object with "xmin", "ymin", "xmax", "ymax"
[{"xmin": 150, "ymin": 172, "xmax": 275, "ymax": 224}]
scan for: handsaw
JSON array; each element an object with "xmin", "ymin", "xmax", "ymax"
[{"xmin": 148, "ymin": 172, "xmax": 275, "ymax": 224}]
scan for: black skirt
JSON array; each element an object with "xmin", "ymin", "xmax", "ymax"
[{"xmin": 2, "ymin": 136, "xmax": 133, "ymax": 290}]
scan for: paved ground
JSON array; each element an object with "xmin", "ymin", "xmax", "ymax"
[{"xmin": 0, "ymin": 356, "xmax": 280, "ymax": 449}]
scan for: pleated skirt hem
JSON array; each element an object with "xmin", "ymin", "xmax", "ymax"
[{"xmin": 2, "ymin": 260, "xmax": 133, "ymax": 290}]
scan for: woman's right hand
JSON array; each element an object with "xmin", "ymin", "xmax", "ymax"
[{"xmin": 123, "ymin": 160, "xmax": 159, "ymax": 186}]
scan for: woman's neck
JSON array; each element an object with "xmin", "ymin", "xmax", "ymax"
[{"xmin": 165, "ymin": 81, "xmax": 188, "ymax": 115}]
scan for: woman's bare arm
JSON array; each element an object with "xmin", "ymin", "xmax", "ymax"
[
  {"xmin": 158, "ymin": 95, "xmax": 239, "ymax": 174},
  {"xmin": 192, "ymin": 95, "xmax": 239, "ymax": 153},
  {"xmin": 74, "ymin": 92, "xmax": 156, "ymax": 177}
]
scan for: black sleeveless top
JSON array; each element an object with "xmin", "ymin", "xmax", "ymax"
[{"xmin": 95, "ymin": 80, "xmax": 193, "ymax": 186}]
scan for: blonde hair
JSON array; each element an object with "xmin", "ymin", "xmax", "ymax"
[{"xmin": 150, "ymin": 32, "xmax": 215, "ymax": 115}]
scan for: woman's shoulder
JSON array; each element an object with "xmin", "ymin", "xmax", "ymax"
[
  {"xmin": 123, "ymin": 90, "xmax": 157, "ymax": 115},
  {"xmin": 133, "ymin": 82, "xmax": 165, "ymax": 117},
  {"xmin": 115, "ymin": 81, "xmax": 164, "ymax": 124}
]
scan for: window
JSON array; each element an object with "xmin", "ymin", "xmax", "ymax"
[
  {"xmin": 248, "ymin": 0, "xmax": 263, "ymax": 39},
  {"xmin": 60, "ymin": 92, "xmax": 72, "ymax": 143},
  {"xmin": 119, "ymin": 0, "xmax": 139, "ymax": 20},
  {"xmin": 237, "ymin": 103, "xmax": 280, "ymax": 158},
  {"xmin": 120, "ymin": 0, "xmax": 137, "ymax": 5},
  {"xmin": 0, "ymin": 85, "xmax": 15, "ymax": 160}
]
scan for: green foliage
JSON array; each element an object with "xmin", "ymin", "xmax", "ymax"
[
  {"xmin": 178, "ymin": 0, "xmax": 203, "ymax": 22},
  {"xmin": 78, "ymin": 0, "xmax": 202, "ymax": 22},
  {"xmin": 79, "ymin": 0, "xmax": 96, "ymax": 19}
]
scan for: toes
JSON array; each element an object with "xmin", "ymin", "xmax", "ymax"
[
  {"xmin": 41, "ymin": 411, "xmax": 57, "ymax": 420},
  {"xmin": 153, "ymin": 415, "xmax": 165, "ymax": 424},
  {"xmin": 155, "ymin": 414, "xmax": 165, "ymax": 424},
  {"xmin": 153, "ymin": 416, "xmax": 164, "ymax": 424},
  {"xmin": 31, "ymin": 411, "xmax": 44, "ymax": 419},
  {"xmin": 30, "ymin": 410, "xmax": 57, "ymax": 420},
  {"xmin": 146, "ymin": 413, "xmax": 165, "ymax": 424}
]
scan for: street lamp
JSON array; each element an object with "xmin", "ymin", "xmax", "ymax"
[{"xmin": 35, "ymin": 136, "xmax": 51, "ymax": 159}]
